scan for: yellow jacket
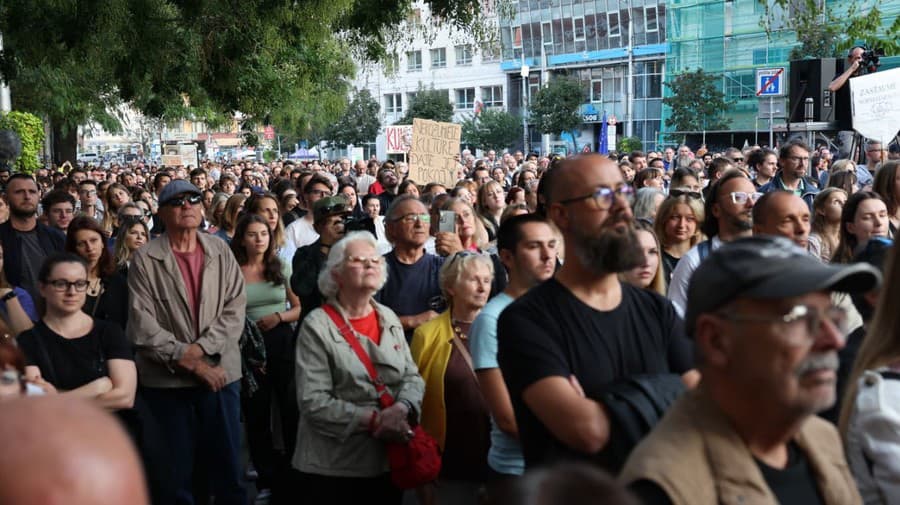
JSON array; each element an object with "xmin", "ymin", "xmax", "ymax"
[{"xmin": 410, "ymin": 310, "xmax": 454, "ymax": 449}]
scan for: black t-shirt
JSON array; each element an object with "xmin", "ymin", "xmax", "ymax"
[
  {"xmin": 17, "ymin": 320, "xmax": 133, "ymax": 391},
  {"xmin": 630, "ymin": 442, "xmax": 825, "ymax": 505},
  {"xmin": 497, "ymin": 279, "xmax": 693, "ymax": 468}
]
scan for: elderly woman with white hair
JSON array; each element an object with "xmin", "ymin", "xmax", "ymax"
[
  {"xmin": 293, "ymin": 231, "xmax": 425, "ymax": 504},
  {"xmin": 411, "ymin": 251, "xmax": 495, "ymax": 504}
]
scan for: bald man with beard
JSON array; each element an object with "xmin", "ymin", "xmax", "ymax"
[
  {"xmin": 0, "ymin": 396, "xmax": 149, "ymax": 505},
  {"xmin": 497, "ymin": 154, "xmax": 697, "ymax": 472}
]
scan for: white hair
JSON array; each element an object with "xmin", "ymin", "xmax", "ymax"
[
  {"xmin": 317, "ymin": 231, "xmax": 387, "ymax": 300},
  {"xmin": 438, "ymin": 251, "xmax": 494, "ymax": 302}
]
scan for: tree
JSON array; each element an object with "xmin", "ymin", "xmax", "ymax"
[
  {"xmin": 616, "ymin": 136, "xmax": 643, "ymax": 154},
  {"xmin": 397, "ymin": 86, "xmax": 454, "ymax": 124},
  {"xmin": 760, "ymin": 0, "xmax": 900, "ymax": 59},
  {"xmin": 0, "ymin": 0, "xmax": 489, "ymax": 163},
  {"xmin": 663, "ymin": 69, "xmax": 732, "ymax": 132},
  {"xmin": 529, "ymin": 76, "xmax": 585, "ymax": 150},
  {"xmin": 325, "ymin": 89, "xmax": 381, "ymax": 147},
  {"xmin": 0, "ymin": 112, "xmax": 44, "ymax": 173},
  {"xmin": 460, "ymin": 109, "xmax": 522, "ymax": 152}
]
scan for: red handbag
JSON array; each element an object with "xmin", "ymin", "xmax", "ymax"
[{"xmin": 323, "ymin": 304, "xmax": 441, "ymax": 489}]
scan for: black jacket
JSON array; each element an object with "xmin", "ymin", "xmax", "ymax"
[{"xmin": 0, "ymin": 220, "xmax": 66, "ymax": 287}]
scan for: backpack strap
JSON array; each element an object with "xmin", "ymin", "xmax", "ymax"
[{"xmin": 322, "ymin": 304, "xmax": 394, "ymax": 409}]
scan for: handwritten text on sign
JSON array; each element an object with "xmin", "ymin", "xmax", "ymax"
[
  {"xmin": 385, "ymin": 125, "xmax": 413, "ymax": 154},
  {"xmin": 408, "ymin": 119, "xmax": 461, "ymax": 188},
  {"xmin": 850, "ymin": 67, "xmax": 900, "ymax": 143}
]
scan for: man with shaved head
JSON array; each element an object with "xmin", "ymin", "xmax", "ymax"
[
  {"xmin": 497, "ymin": 154, "xmax": 696, "ymax": 471},
  {"xmin": 0, "ymin": 397, "xmax": 149, "ymax": 504},
  {"xmin": 752, "ymin": 191, "xmax": 811, "ymax": 250}
]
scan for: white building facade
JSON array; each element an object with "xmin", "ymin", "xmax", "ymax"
[{"xmin": 353, "ymin": 3, "xmax": 508, "ymax": 160}]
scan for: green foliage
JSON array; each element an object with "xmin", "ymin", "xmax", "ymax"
[
  {"xmin": 325, "ymin": 89, "xmax": 381, "ymax": 146},
  {"xmin": 529, "ymin": 76, "xmax": 585, "ymax": 137},
  {"xmin": 0, "ymin": 0, "xmax": 488, "ymax": 160},
  {"xmin": 263, "ymin": 150, "xmax": 277, "ymax": 162},
  {"xmin": 397, "ymin": 85, "xmax": 453, "ymax": 124},
  {"xmin": 760, "ymin": 0, "xmax": 900, "ymax": 58},
  {"xmin": 662, "ymin": 69, "xmax": 732, "ymax": 132},
  {"xmin": 0, "ymin": 111, "xmax": 44, "ymax": 173},
  {"xmin": 460, "ymin": 109, "xmax": 522, "ymax": 152},
  {"xmin": 616, "ymin": 136, "xmax": 643, "ymax": 154}
]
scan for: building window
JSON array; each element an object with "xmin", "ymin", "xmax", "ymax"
[
  {"xmin": 482, "ymin": 86, "xmax": 504, "ymax": 108},
  {"xmin": 430, "ymin": 48, "xmax": 446, "ymax": 69},
  {"xmin": 574, "ymin": 17, "xmax": 585, "ymax": 41},
  {"xmin": 384, "ymin": 53, "xmax": 399, "ymax": 74},
  {"xmin": 385, "ymin": 94, "xmax": 402, "ymax": 114},
  {"xmin": 481, "ymin": 43, "xmax": 500, "ymax": 62},
  {"xmin": 456, "ymin": 45, "xmax": 473, "ymax": 66},
  {"xmin": 609, "ymin": 12, "xmax": 621, "ymax": 37},
  {"xmin": 407, "ymin": 50, "xmax": 422, "ymax": 72},
  {"xmin": 456, "ymin": 88, "xmax": 475, "ymax": 110},
  {"xmin": 513, "ymin": 26, "xmax": 523, "ymax": 48},
  {"xmin": 542, "ymin": 22, "xmax": 552, "ymax": 46},
  {"xmin": 591, "ymin": 79, "xmax": 602, "ymax": 103},
  {"xmin": 645, "ymin": 6, "xmax": 659, "ymax": 32}
]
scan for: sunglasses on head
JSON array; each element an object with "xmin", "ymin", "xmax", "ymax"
[
  {"xmin": 165, "ymin": 194, "xmax": 202, "ymax": 207},
  {"xmin": 669, "ymin": 188, "xmax": 703, "ymax": 200}
]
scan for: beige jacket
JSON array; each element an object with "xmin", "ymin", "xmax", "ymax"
[
  {"xmin": 620, "ymin": 387, "xmax": 861, "ymax": 505},
  {"xmin": 293, "ymin": 302, "xmax": 425, "ymax": 477},
  {"xmin": 127, "ymin": 232, "xmax": 246, "ymax": 388}
]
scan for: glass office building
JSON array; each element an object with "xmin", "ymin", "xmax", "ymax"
[{"xmin": 499, "ymin": 0, "xmax": 668, "ymax": 152}]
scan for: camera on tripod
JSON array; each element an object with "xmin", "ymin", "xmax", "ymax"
[{"xmin": 860, "ymin": 46, "xmax": 884, "ymax": 73}]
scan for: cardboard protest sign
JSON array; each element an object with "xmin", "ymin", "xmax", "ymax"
[
  {"xmin": 850, "ymin": 68, "xmax": 900, "ymax": 143},
  {"xmin": 408, "ymin": 119, "xmax": 461, "ymax": 188}
]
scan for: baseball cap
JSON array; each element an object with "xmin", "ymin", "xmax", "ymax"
[
  {"xmin": 158, "ymin": 179, "xmax": 202, "ymax": 207},
  {"xmin": 313, "ymin": 195, "xmax": 351, "ymax": 223},
  {"xmin": 684, "ymin": 235, "xmax": 881, "ymax": 336}
]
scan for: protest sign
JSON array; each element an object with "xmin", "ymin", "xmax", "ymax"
[
  {"xmin": 850, "ymin": 68, "xmax": 900, "ymax": 143},
  {"xmin": 385, "ymin": 125, "xmax": 413, "ymax": 154},
  {"xmin": 408, "ymin": 119, "xmax": 461, "ymax": 188}
]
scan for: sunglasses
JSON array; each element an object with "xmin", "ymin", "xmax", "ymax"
[
  {"xmin": 669, "ymin": 188, "xmax": 703, "ymax": 200},
  {"xmin": 165, "ymin": 194, "xmax": 203, "ymax": 207}
]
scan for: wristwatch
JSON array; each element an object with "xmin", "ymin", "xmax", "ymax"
[{"xmin": 0, "ymin": 290, "xmax": 16, "ymax": 303}]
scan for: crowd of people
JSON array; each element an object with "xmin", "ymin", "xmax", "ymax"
[{"xmin": 0, "ymin": 137, "xmax": 900, "ymax": 505}]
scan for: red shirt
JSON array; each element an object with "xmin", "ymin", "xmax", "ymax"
[
  {"xmin": 173, "ymin": 241, "xmax": 205, "ymax": 337},
  {"xmin": 350, "ymin": 310, "xmax": 381, "ymax": 346}
]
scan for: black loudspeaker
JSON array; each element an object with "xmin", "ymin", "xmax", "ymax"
[{"xmin": 789, "ymin": 58, "xmax": 838, "ymax": 123}]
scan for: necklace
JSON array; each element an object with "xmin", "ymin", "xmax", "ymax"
[
  {"xmin": 86, "ymin": 278, "xmax": 102, "ymax": 297},
  {"xmin": 451, "ymin": 320, "xmax": 470, "ymax": 340}
]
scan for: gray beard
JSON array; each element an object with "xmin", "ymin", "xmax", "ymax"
[{"xmin": 572, "ymin": 224, "xmax": 644, "ymax": 275}]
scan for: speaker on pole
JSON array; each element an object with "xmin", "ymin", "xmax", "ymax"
[{"xmin": 789, "ymin": 58, "xmax": 838, "ymax": 123}]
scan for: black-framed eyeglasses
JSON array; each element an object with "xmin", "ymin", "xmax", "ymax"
[
  {"xmin": 45, "ymin": 279, "xmax": 90, "ymax": 292},
  {"xmin": 716, "ymin": 304, "xmax": 849, "ymax": 346},
  {"xmin": 165, "ymin": 194, "xmax": 202, "ymax": 207},
  {"xmin": 558, "ymin": 185, "xmax": 635, "ymax": 209},
  {"xmin": 669, "ymin": 188, "xmax": 703, "ymax": 200}
]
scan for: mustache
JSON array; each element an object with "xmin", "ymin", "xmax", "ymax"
[{"xmin": 794, "ymin": 352, "xmax": 839, "ymax": 377}]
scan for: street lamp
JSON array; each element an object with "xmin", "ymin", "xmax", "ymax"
[{"xmin": 520, "ymin": 64, "xmax": 530, "ymax": 154}]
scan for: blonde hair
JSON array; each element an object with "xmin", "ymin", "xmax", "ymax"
[
  {"xmin": 654, "ymin": 195, "xmax": 705, "ymax": 249},
  {"xmin": 442, "ymin": 198, "xmax": 490, "ymax": 250}
]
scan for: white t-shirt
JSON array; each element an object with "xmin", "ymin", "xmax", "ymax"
[
  {"xmin": 667, "ymin": 236, "xmax": 723, "ymax": 317},
  {"xmin": 283, "ymin": 218, "xmax": 319, "ymax": 263}
]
